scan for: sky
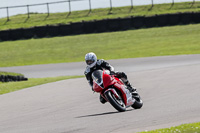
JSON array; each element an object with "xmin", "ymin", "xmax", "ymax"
[{"xmin": 0, "ymin": 0, "xmax": 197, "ymax": 18}]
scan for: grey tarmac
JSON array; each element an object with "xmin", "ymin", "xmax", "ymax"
[
  {"xmin": 1, "ymin": 54, "xmax": 200, "ymax": 78},
  {"xmin": 0, "ymin": 54, "xmax": 200, "ymax": 133}
]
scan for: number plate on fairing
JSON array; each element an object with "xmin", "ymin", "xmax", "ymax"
[{"xmin": 125, "ymin": 88, "xmax": 135, "ymax": 106}]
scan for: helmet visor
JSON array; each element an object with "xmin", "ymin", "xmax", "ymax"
[{"xmin": 86, "ymin": 60, "xmax": 94, "ymax": 65}]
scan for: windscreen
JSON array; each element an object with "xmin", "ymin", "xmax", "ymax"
[{"xmin": 92, "ymin": 70, "xmax": 103, "ymax": 85}]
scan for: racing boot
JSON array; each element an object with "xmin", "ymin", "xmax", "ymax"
[
  {"xmin": 125, "ymin": 81, "xmax": 140, "ymax": 100},
  {"xmin": 125, "ymin": 81, "xmax": 135, "ymax": 92},
  {"xmin": 99, "ymin": 95, "xmax": 107, "ymax": 104}
]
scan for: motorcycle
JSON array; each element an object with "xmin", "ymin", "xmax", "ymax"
[{"xmin": 92, "ymin": 70, "xmax": 143, "ymax": 112}]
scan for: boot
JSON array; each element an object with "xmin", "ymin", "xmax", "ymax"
[
  {"xmin": 126, "ymin": 82, "xmax": 140, "ymax": 99},
  {"xmin": 99, "ymin": 95, "xmax": 107, "ymax": 104},
  {"xmin": 125, "ymin": 81, "xmax": 136, "ymax": 92}
]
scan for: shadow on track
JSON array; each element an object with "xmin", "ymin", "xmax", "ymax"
[{"xmin": 75, "ymin": 109, "xmax": 134, "ymax": 118}]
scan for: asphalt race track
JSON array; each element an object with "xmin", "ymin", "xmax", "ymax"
[
  {"xmin": 1, "ymin": 54, "xmax": 200, "ymax": 78},
  {"xmin": 0, "ymin": 54, "xmax": 200, "ymax": 133}
]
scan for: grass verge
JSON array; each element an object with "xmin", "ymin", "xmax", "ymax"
[
  {"xmin": 0, "ymin": 2, "xmax": 200, "ymax": 30},
  {"xmin": 0, "ymin": 71, "xmax": 23, "ymax": 76},
  {"xmin": 139, "ymin": 122, "xmax": 200, "ymax": 133},
  {"xmin": 0, "ymin": 75, "xmax": 83, "ymax": 95},
  {"xmin": 0, "ymin": 23, "xmax": 200, "ymax": 67}
]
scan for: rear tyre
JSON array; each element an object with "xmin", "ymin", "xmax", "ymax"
[
  {"xmin": 105, "ymin": 90, "xmax": 126, "ymax": 112},
  {"xmin": 131, "ymin": 92, "xmax": 143, "ymax": 109}
]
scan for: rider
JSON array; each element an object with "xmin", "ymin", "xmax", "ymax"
[{"xmin": 84, "ymin": 52, "xmax": 137, "ymax": 104}]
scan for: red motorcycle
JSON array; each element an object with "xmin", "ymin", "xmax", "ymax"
[{"xmin": 92, "ymin": 70, "xmax": 143, "ymax": 112}]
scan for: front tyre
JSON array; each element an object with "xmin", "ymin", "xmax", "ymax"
[{"xmin": 105, "ymin": 91, "xmax": 126, "ymax": 112}]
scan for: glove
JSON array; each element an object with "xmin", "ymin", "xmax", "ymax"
[
  {"xmin": 115, "ymin": 71, "xmax": 122, "ymax": 78},
  {"xmin": 110, "ymin": 71, "xmax": 116, "ymax": 75}
]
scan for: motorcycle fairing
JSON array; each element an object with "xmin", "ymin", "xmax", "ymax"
[
  {"xmin": 93, "ymin": 81, "xmax": 104, "ymax": 92},
  {"xmin": 92, "ymin": 70, "xmax": 135, "ymax": 107},
  {"xmin": 113, "ymin": 78, "xmax": 135, "ymax": 107},
  {"xmin": 92, "ymin": 70, "xmax": 104, "ymax": 92},
  {"xmin": 102, "ymin": 71, "xmax": 115, "ymax": 88}
]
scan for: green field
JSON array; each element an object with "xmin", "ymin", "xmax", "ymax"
[
  {"xmin": 0, "ymin": 71, "xmax": 23, "ymax": 76},
  {"xmin": 0, "ymin": 2, "xmax": 200, "ymax": 30},
  {"xmin": 139, "ymin": 122, "xmax": 200, "ymax": 133},
  {"xmin": 0, "ymin": 23, "xmax": 200, "ymax": 67}
]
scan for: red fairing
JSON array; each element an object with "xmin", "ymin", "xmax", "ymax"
[
  {"xmin": 103, "ymin": 73, "xmax": 129, "ymax": 106},
  {"xmin": 103, "ymin": 72, "xmax": 115, "ymax": 88},
  {"xmin": 93, "ymin": 81, "xmax": 103, "ymax": 92},
  {"xmin": 92, "ymin": 70, "xmax": 135, "ymax": 108},
  {"xmin": 113, "ymin": 78, "xmax": 128, "ymax": 106}
]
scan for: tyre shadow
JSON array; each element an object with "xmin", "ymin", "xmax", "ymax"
[{"xmin": 75, "ymin": 109, "xmax": 133, "ymax": 118}]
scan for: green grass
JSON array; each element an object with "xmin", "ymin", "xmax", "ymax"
[
  {"xmin": 0, "ymin": 75, "xmax": 83, "ymax": 95},
  {"xmin": 0, "ymin": 71, "xmax": 23, "ymax": 76},
  {"xmin": 0, "ymin": 23, "xmax": 200, "ymax": 67},
  {"xmin": 139, "ymin": 122, "xmax": 200, "ymax": 133},
  {"xmin": 0, "ymin": 2, "xmax": 200, "ymax": 30}
]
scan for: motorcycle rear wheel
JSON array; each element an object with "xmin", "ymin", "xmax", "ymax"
[
  {"xmin": 131, "ymin": 93, "xmax": 143, "ymax": 109},
  {"xmin": 105, "ymin": 91, "xmax": 126, "ymax": 112}
]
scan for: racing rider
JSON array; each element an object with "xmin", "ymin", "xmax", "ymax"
[{"xmin": 84, "ymin": 52, "xmax": 138, "ymax": 104}]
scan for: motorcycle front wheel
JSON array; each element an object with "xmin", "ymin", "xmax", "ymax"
[{"xmin": 105, "ymin": 91, "xmax": 126, "ymax": 112}]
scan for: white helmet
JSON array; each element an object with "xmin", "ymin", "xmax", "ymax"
[{"xmin": 85, "ymin": 52, "xmax": 97, "ymax": 68}]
